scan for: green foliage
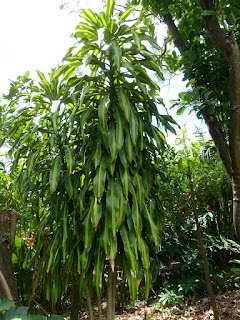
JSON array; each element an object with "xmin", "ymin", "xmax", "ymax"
[
  {"xmin": 0, "ymin": 298, "xmax": 64, "ymax": 320},
  {"xmin": 0, "ymin": 0, "xmax": 177, "ymax": 308},
  {"xmin": 158, "ymin": 282, "xmax": 184, "ymax": 306}
]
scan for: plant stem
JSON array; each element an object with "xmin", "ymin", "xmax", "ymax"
[
  {"xmin": 187, "ymin": 165, "xmax": 220, "ymax": 320},
  {"xmin": 0, "ymin": 270, "xmax": 13, "ymax": 300},
  {"xmin": 85, "ymin": 284, "xmax": 95, "ymax": 320},
  {"xmin": 106, "ymin": 260, "xmax": 116, "ymax": 320},
  {"xmin": 97, "ymin": 294, "xmax": 102, "ymax": 320}
]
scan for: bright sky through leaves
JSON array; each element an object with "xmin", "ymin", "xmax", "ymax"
[{"xmin": 0, "ymin": 0, "xmax": 205, "ymax": 144}]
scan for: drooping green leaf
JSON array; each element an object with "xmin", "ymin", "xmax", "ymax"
[
  {"xmin": 64, "ymin": 145, "xmax": 75, "ymax": 174},
  {"xmin": 125, "ymin": 130, "xmax": 133, "ymax": 163},
  {"xmin": 27, "ymin": 151, "xmax": 37, "ymax": 179},
  {"xmin": 98, "ymin": 96, "xmax": 109, "ymax": 134},
  {"xmin": 111, "ymin": 41, "xmax": 122, "ymax": 71},
  {"xmin": 117, "ymin": 88, "xmax": 130, "ymax": 122},
  {"xmin": 106, "ymin": 178, "xmax": 119, "ymax": 238},
  {"xmin": 93, "ymin": 156, "xmax": 107, "ymax": 199},
  {"xmin": 129, "ymin": 106, "xmax": 139, "ymax": 146},
  {"xmin": 64, "ymin": 172, "xmax": 73, "ymax": 199},
  {"xmin": 94, "ymin": 143, "xmax": 102, "ymax": 168},
  {"xmin": 49, "ymin": 156, "xmax": 61, "ymax": 194},
  {"xmin": 114, "ymin": 107, "xmax": 124, "ymax": 152},
  {"xmin": 108, "ymin": 123, "xmax": 117, "ymax": 162},
  {"xmin": 90, "ymin": 197, "xmax": 102, "ymax": 229},
  {"xmin": 132, "ymin": 30, "xmax": 141, "ymax": 49}
]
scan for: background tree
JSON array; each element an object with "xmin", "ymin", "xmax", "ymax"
[{"xmin": 135, "ymin": 0, "xmax": 240, "ymax": 240}]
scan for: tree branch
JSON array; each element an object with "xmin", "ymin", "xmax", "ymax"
[
  {"xmin": 0, "ymin": 270, "xmax": 13, "ymax": 301},
  {"xmin": 163, "ymin": 13, "xmax": 188, "ymax": 54},
  {"xmin": 162, "ymin": 11, "xmax": 233, "ymax": 179},
  {"xmin": 201, "ymin": 110, "xmax": 233, "ymax": 179}
]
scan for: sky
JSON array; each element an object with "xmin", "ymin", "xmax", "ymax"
[{"xmin": 0, "ymin": 0, "xmax": 207, "ymax": 146}]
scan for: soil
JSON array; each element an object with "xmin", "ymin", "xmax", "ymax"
[
  {"xmin": 115, "ymin": 290, "xmax": 240, "ymax": 320},
  {"xmin": 79, "ymin": 289, "xmax": 240, "ymax": 319}
]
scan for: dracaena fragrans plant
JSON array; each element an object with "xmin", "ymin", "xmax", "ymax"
[{"xmin": 1, "ymin": 0, "xmax": 177, "ymax": 318}]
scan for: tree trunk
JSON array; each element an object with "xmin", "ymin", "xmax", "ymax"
[
  {"xmin": 71, "ymin": 278, "xmax": 80, "ymax": 320},
  {"xmin": 187, "ymin": 166, "xmax": 220, "ymax": 320},
  {"xmin": 0, "ymin": 210, "xmax": 20, "ymax": 301}
]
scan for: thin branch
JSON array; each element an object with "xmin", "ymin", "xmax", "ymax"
[{"xmin": 0, "ymin": 270, "xmax": 13, "ymax": 301}]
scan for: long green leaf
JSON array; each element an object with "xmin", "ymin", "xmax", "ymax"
[
  {"xmin": 106, "ymin": 178, "xmax": 119, "ymax": 238},
  {"xmin": 90, "ymin": 197, "xmax": 102, "ymax": 229},
  {"xmin": 83, "ymin": 209, "xmax": 95, "ymax": 251},
  {"xmin": 108, "ymin": 123, "xmax": 117, "ymax": 162},
  {"xmin": 132, "ymin": 30, "xmax": 141, "ymax": 49},
  {"xmin": 117, "ymin": 186, "xmax": 127, "ymax": 229},
  {"xmin": 120, "ymin": 168, "xmax": 130, "ymax": 199},
  {"xmin": 129, "ymin": 106, "xmax": 139, "ymax": 146},
  {"xmin": 80, "ymin": 9, "xmax": 100, "ymax": 28},
  {"xmin": 62, "ymin": 202, "xmax": 68, "ymax": 262},
  {"xmin": 111, "ymin": 41, "xmax": 122, "ymax": 71},
  {"xmin": 143, "ymin": 204, "xmax": 159, "ymax": 247},
  {"xmin": 98, "ymin": 96, "xmax": 109, "ymax": 134},
  {"xmin": 50, "ymin": 156, "xmax": 61, "ymax": 194},
  {"xmin": 27, "ymin": 151, "xmax": 37, "ymax": 179},
  {"xmin": 106, "ymin": 0, "xmax": 115, "ymax": 21},
  {"xmin": 94, "ymin": 143, "xmax": 102, "ymax": 168},
  {"xmin": 132, "ymin": 191, "xmax": 141, "ymax": 234},
  {"xmin": 114, "ymin": 107, "xmax": 124, "ymax": 152},
  {"xmin": 93, "ymin": 156, "xmax": 107, "ymax": 199},
  {"xmin": 137, "ymin": 235, "xmax": 150, "ymax": 270},
  {"xmin": 117, "ymin": 88, "xmax": 130, "ymax": 122},
  {"xmin": 119, "ymin": 7, "xmax": 133, "ymax": 22},
  {"xmin": 64, "ymin": 172, "xmax": 73, "ymax": 199},
  {"xmin": 125, "ymin": 130, "xmax": 133, "ymax": 163},
  {"xmin": 120, "ymin": 225, "xmax": 136, "ymax": 271},
  {"xmin": 64, "ymin": 145, "xmax": 75, "ymax": 174}
]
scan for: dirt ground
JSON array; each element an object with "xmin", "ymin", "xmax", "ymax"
[
  {"xmin": 115, "ymin": 290, "xmax": 240, "ymax": 320},
  {"xmin": 79, "ymin": 289, "xmax": 240, "ymax": 319}
]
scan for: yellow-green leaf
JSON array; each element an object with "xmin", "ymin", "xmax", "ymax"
[
  {"xmin": 106, "ymin": 0, "xmax": 115, "ymax": 21},
  {"xmin": 119, "ymin": 7, "xmax": 133, "ymax": 22},
  {"xmin": 27, "ymin": 151, "xmax": 37, "ymax": 179},
  {"xmin": 117, "ymin": 88, "xmax": 130, "ymax": 122},
  {"xmin": 80, "ymin": 9, "xmax": 100, "ymax": 28},
  {"xmin": 132, "ymin": 30, "xmax": 141, "ymax": 49},
  {"xmin": 90, "ymin": 197, "xmax": 102, "ymax": 229},
  {"xmin": 111, "ymin": 41, "xmax": 122, "ymax": 71}
]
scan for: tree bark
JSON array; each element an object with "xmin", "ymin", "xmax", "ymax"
[
  {"xmin": 187, "ymin": 166, "xmax": 220, "ymax": 320},
  {"xmin": 71, "ymin": 278, "xmax": 80, "ymax": 320},
  {"xmin": 0, "ymin": 210, "xmax": 20, "ymax": 301}
]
